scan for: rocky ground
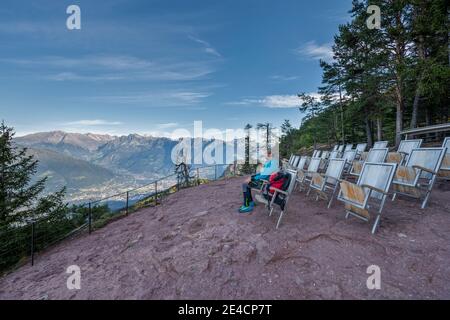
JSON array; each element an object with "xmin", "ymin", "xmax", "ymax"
[{"xmin": 1, "ymin": 177, "xmax": 449, "ymax": 300}]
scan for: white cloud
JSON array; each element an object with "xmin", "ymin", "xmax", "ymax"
[
  {"xmin": 64, "ymin": 120, "xmax": 123, "ymax": 126},
  {"xmin": 1, "ymin": 55, "xmax": 216, "ymax": 82},
  {"xmin": 270, "ymin": 75, "xmax": 300, "ymax": 81},
  {"xmin": 89, "ymin": 90, "xmax": 211, "ymax": 107},
  {"xmin": 227, "ymin": 93, "xmax": 324, "ymax": 109},
  {"xmin": 157, "ymin": 122, "xmax": 179, "ymax": 129},
  {"xmin": 295, "ymin": 41, "xmax": 334, "ymax": 61},
  {"xmin": 188, "ymin": 35, "xmax": 222, "ymax": 58}
]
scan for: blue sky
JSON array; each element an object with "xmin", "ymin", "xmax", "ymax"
[{"xmin": 0, "ymin": 0, "xmax": 352, "ymax": 137}]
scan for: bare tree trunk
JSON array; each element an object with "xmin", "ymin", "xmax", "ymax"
[
  {"xmin": 364, "ymin": 106, "xmax": 373, "ymax": 147},
  {"xmin": 376, "ymin": 117, "xmax": 382, "ymax": 142},
  {"xmin": 411, "ymin": 36, "xmax": 426, "ymax": 129},
  {"xmin": 338, "ymin": 83, "xmax": 345, "ymax": 144}
]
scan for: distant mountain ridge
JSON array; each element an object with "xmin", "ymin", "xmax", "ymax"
[
  {"xmin": 15, "ymin": 131, "xmax": 116, "ymax": 160},
  {"xmin": 26, "ymin": 147, "xmax": 117, "ymax": 192},
  {"xmin": 15, "ymin": 131, "xmax": 235, "ymax": 199}
]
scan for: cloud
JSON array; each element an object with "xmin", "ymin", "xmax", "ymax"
[
  {"xmin": 157, "ymin": 122, "xmax": 179, "ymax": 129},
  {"xmin": 295, "ymin": 41, "xmax": 334, "ymax": 61},
  {"xmin": 89, "ymin": 90, "xmax": 211, "ymax": 107},
  {"xmin": 1, "ymin": 55, "xmax": 216, "ymax": 82},
  {"xmin": 227, "ymin": 93, "xmax": 324, "ymax": 109},
  {"xmin": 64, "ymin": 120, "xmax": 123, "ymax": 126},
  {"xmin": 270, "ymin": 75, "xmax": 300, "ymax": 81},
  {"xmin": 188, "ymin": 35, "xmax": 222, "ymax": 58}
]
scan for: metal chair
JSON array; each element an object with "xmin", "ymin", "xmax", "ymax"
[
  {"xmin": 337, "ymin": 162, "xmax": 398, "ymax": 234},
  {"xmin": 392, "ymin": 147, "xmax": 446, "ymax": 209},
  {"xmin": 350, "ymin": 148, "xmax": 389, "ymax": 178},
  {"xmin": 297, "ymin": 157, "xmax": 322, "ymax": 192},
  {"xmin": 438, "ymin": 137, "xmax": 450, "ymax": 180},
  {"xmin": 258, "ymin": 169, "xmax": 298, "ymax": 229},
  {"xmin": 388, "ymin": 139, "xmax": 423, "ymax": 165},
  {"xmin": 373, "ymin": 141, "xmax": 388, "ymax": 149},
  {"xmin": 344, "ymin": 144, "xmax": 354, "ymax": 152},
  {"xmin": 310, "ymin": 158, "xmax": 346, "ymax": 208},
  {"xmin": 342, "ymin": 150, "xmax": 358, "ymax": 174},
  {"xmin": 355, "ymin": 143, "xmax": 367, "ymax": 157}
]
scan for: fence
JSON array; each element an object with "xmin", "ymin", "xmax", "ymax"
[{"xmin": 0, "ymin": 163, "xmax": 248, "ymax": 274}]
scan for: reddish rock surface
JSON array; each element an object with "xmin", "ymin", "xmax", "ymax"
[{"xmin": 0, "ymin": 177, "xmax": 449, "ymax": 300}]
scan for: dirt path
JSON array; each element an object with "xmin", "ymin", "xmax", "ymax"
[{"xmin": 1, "ymin": 177, "xmax": 449, "ymax": 300}]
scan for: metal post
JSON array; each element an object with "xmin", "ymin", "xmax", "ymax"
[
  {"xmin": 154, "ymin": 182, "xmax": 158, "ymax": 205},
  {"xmin": 88, "ymin": 202, "xmax": 92, "ymax": 234},
  {"xmin": 126, "ymin": 191, "xmax": 129, "ymax": 216},
  {"xmin": 30, "ymin": 222, "xmax": 35, "ymax": 266},
  {"xmin": 214, "ymin": 165, "xmax": 217, "ymax": 180},
  {"xmin": 196, "ymin": 168, "xmax": 200, "ymax": 185}
]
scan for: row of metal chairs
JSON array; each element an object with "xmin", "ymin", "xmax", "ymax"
[{"xmin": 274, "ymin": 138, "xmax": 449, "ymax": 233}]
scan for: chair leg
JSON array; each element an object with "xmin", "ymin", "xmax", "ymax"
[
  {"xmin": 371, "ymin": 214, "xmax": 381, "ymax": 234},
  {"xmin": 392, "ymin": 193, "xmax": 397, "ymax": 201},
  {"xmin": 269, "ymin": 207, "xmax": 274, "ymax": 216},
  {"xmin": 345, "ymin": 211, "xmax": 350, "ymax": 219},
  {"xmin": 276, "ymin": 211, "xmax": 284, "ymax": 229},
  {"xmin": 421, "ymin": 177, "xmax": 437, "ymax": 209},
  {"xmin": 421, "ymin": 190, "xmax": 431, "ymax": 209},
  {"xmin": 327, "ymin": 185, "xmax": 338, "ymax": 209}
]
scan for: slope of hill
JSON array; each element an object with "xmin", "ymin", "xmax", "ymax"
[
  {"xmin": 1, "ymin": 177, "xmax": 449, "ymax": 299},
  {"xmin": 27, "ymin": 147, "xmax": 117, "ymax": 192}
]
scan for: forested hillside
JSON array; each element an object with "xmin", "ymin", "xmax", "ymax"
[{"xmin": 280, "ymin": 0, "xmax": 449, "ymax": 157}]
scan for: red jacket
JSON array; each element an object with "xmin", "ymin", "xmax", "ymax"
[{"xmin": 268, "ymin": 172, "xmax": 288, "ymax": 194}]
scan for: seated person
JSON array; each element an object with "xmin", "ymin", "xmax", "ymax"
[{"xmin": 239, "ymin": 150, "xmax": 278, "ymax": 213}]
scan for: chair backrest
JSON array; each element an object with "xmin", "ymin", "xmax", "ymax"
[
  {"xmin": 358, "ymin": 162, "xmax": 397, "ymax": 200},
  {"xmin": 443, "ymin": 137, "xmax": 450, "ymax": 154},
  {"xmin": 366, "ymin": 148, "xmax": 389, "ymax": 163},
  {"xmin": 288, "ymin": 154, "xmax": 294, "ymax": 165},
  {"xmin": 325, "ymin": 159, "xmax": 346, "ymax": 183},
  {"xmin": 321, "ymin": 151, "xmax": 330, "ymax": 160},
  {"xmin": 330, "ymin": 150, "xmax": 341, "ymax": 159},
  {"xmin": 338, "ymin": 145, "xmax": 345, "ymax": 152},
  {"xmin": 333, "ymin": 145, "xmax": 339, "ymax": 151},
  {"xmin": 296, "ymin": 156, "xmax": 308, "ymax": 171},
  {"xmin": 398, "ymin": 139, "xmax": 423, "ymax": 159},
  {"xmin": 342, "ymin": 150, "xmax": 357, "ymax": 163},
  {"xmin": 313, "ymin": 150, "xmax": 322, "ymax": 158},
  {"xmin": 405, "ymin": 148, "xmax": 446, "ymax": 179},
  {"xmin": 441, "ymin": 138, "xmax": 450, "ymax": 171},
  {"xmin": 373, "ymin": 141, "xmax": 388, "ymax": 149},
  {"xmin": 285, "ymin": 169, "xmax": 298, "ymax": 195},
  {"xmin": 344, "ymin": 144, "xmax": 354, "ymax": 152},
  {"xmin": 293, "ymin": 156, "xmax": 301, "ymax": 168},
  {"xmin": 356, "ymin": 143, "xmax": 367, "ymax": 154},
  {"xmin": 307, "ymin": 157, "xmax": 321, "ymax": 173}
]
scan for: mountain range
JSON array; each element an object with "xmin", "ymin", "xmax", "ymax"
[{"xmin": 15, "ymin": 132, "xmax": 178, "ymax": 197}]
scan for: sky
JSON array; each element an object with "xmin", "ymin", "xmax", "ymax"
[{"xmin": 0, "ymin": 0, "xmax": 352, "ymax": 137}]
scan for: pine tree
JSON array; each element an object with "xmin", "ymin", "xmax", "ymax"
[{"xmin": 0, "ymin": 122, "xmax": 66, "ymax": 227}]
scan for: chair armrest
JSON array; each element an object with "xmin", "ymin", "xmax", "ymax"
[
  {"xmin": 360, "ymin": 184, "xmax": 388, "ymax": 195},
  {"xmin": 270, "ymin": 187, "xmax": 288, "ymax": 195},
  {"xmin": 412, "ymin": 165, "xmax": 436, "ymax": 175}
]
